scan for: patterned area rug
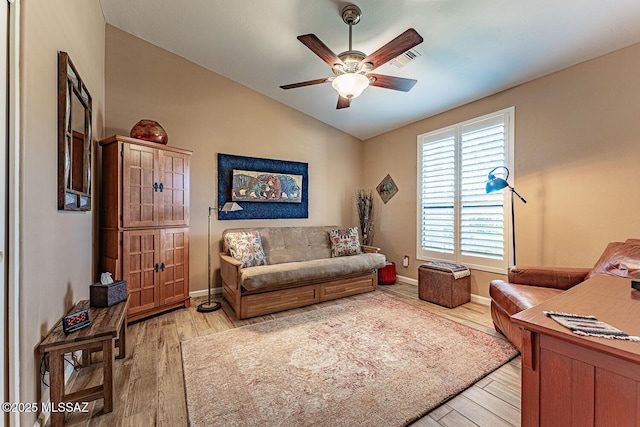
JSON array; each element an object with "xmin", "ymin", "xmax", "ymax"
[{"xmin": 181, "ymin": 293, "xmax": 517, "ymax": 427}]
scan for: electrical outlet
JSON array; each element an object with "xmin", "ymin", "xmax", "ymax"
[{"xmin": 403, "ymin": 255, "xmax": 410, "ymax": 268}]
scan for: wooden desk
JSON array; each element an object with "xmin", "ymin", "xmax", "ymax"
[
  {"xmin": 39, "ymin": 299, "xmax": 128, "ymax": 426},
  {"xmin": 512, "ymin": 276, "xmax": 640, "ymax": 427}
]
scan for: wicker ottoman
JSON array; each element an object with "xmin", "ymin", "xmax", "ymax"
[{"xmin": 418, "ymin": 263, "xmax": 470, "ymax": 308}]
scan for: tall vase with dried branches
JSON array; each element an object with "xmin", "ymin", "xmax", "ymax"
[{"xmin": 355, "ymin": 189, "xmax": 374, "ymax": 246}]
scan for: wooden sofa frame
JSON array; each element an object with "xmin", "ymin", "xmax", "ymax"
[{"xmin": 220, "ymin": 245, "xmax": 380, "ymax": 319}]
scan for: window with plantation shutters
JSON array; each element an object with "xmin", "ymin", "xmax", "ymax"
[
  {"xmin": 417, "ymin": 107, "xmax": 514, "ymax": 273},
  {"xmin": 419, "ymin": 129, "xmax": 456, "ymax": 255}
]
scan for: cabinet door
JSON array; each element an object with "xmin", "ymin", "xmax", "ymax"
[
  {"xmin": 159, "ymin": 151, "xmax": 190, "ymax": 226},
  {"xmin": 159, "ymin": 228, "xmax": 189, "ymax": 305},
  {"xmin": 123, "ymin": 229, "xmax": 160, "ymax": 315},
  {"xmin": 123, "ymin": 144, "xmax": 159, "ymax": 228}
]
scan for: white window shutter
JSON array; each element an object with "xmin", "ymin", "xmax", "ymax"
[
  {"xmin": 460, "ymin": 117, "xmax": 506, "ymax": 262},
  {"xmin": 417, "ymin": 108, "xmax": 514, "ymax": 273},
  {"xmin": 418, "ymin": 129, "xmax": 456, "ymax": 261}
]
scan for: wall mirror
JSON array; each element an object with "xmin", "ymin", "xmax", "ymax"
[{"xmin": 58, "ymin": 51, "xmax": 92, "ymax": 211}]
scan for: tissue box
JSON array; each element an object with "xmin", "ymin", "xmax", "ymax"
[{"xmin": 90, "ymin": 280, "xmax": 128, "ymax": 307}]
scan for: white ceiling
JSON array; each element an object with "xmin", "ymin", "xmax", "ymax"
[{"xmin": 100, "ymin": 0, "xmax": 640, "ymax": 140}]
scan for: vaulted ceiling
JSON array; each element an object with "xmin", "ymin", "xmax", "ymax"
[{"xmin": 100, "ymin": 0, "xmax": 640, "ymax": 140}]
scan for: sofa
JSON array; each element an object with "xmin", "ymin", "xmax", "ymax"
[
  {"xmin": 490, "ymin": 239, "xmax": 640, "ymax": 350},
  {"xmin": 220, "ymin": 226, "xmax": 387, "ymax": 319}
]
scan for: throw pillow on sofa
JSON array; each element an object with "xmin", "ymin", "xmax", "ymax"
[
  {"xmin": 225, "ymin": 231, "xmax": 267, "ymax": 268},
  {"xmin": 328, "ymin": 227, "xmax": 363, "ymax": 257}
]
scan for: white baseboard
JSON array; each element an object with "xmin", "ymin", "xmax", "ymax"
[
  {"xmin": 190, "ymin": 287, "xmax": 222, "ymax": 299},
  {"xmin": 470, "ymin": 294, "xmax": 491, "ymax": 306},
  {"xmin": 395, "ymin": 274, "xmax": 490, "ymax": 306},
  {"xmin": 396, "ymin": 274, "xmax": 418, "ymax": 286}
]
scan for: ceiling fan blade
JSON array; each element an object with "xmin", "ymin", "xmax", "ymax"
[
  {"xmin": 297, "ymin": 34, "xmax": 345, "ymax": 69},
  {"xmin": 360, "ymin": 28, "xmax": 424, "ymax": 71},
  {"xmin": 337, "ymin": 96, "xmax": 351, "ymax": 109},
  {"xmin": 280, "ymin": 77, "xmax": 330, "ymax": 90},
  {"xmin": 368, "ymin": 74, "xmax": 418, "ymax": 92}
]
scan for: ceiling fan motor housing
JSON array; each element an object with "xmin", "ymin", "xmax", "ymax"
[
  {"xmin": 334, "ymin": 50, "xmax": 367, "ymax": 74},
  {"xmin": 341, "ymin": 5, "xmax": 362, "ymax": 25}
]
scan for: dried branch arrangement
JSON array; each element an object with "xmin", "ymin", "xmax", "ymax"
[{"xmin": 355, "ymin": 189, "xmax": 374, "ymax": 246}]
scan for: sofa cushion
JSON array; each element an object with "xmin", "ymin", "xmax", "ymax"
[
  {"xmin": 587, "ymin": 241, "xmax": 640, "ymax": 279},
  {"xmin": 223, "ymin": 226, "xmax": 337, "ymax": 265},
  {"xmin": 240, "ymin": 252, "xmax": 386, "ymax": 292},
  {"xmin": 328, "ymin": 227, "xmax": 363, "ymax": 257},
  {"xmin": 224, "ymin": 231, "xmax": 267, "ymax": 268}
]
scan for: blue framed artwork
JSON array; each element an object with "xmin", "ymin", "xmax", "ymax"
[{"xmin": 218, "ymin": 153, "xmax": 309, "ymax": 220}]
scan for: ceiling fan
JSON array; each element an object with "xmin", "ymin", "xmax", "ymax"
[{"xmin": 280, "ymin": 4, "xmax": 424, "ymax": 109}]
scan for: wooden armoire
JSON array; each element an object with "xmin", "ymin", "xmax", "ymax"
[{"xmin": 99, "ymin": 135, "xmax": 192, "ymax": 322}]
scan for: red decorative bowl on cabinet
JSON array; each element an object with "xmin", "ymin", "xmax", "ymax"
[{"xmin": 130, "ymin": 119, "xmax": 168, "ymax": 145}]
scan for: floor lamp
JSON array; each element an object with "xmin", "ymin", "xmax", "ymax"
[
  {"xmin": 197, "ymin": 202, "xmax": 243, "ymax": 313},
  {"xmin": 485, "ymin": 166, "xmax": 527, "ymax": 265}
]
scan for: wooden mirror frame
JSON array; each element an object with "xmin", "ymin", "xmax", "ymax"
[{"xmin": 58, "ymin": 51, "xmax": 92, "ymax": 211}]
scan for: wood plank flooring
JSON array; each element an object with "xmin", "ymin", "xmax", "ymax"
[{"xmin": 57, "ymin": 282, "xmax": 521, "ymax": 427}]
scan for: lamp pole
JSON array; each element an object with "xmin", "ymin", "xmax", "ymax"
[
  {"xmin": 510, "ymin": 189, "xmax": 516, "ymax": 265},
  {"xmin": 486, "ymin": 166, "xmax": 526, "ymax": 266},
  {"xmin": 197, "ymin": 207, "xmax": 221, "ymax": 312},
  {"xmin": 197, "ymin": 202, "xmax": 242, "ymax": 313},
  {"xmin": 507, "ymin": 183, "xmax": 526, "ymax": 265}
]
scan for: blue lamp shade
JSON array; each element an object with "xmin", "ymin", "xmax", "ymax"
[
  {"xmin": 485, "ymin": 166, "xmax": 511, "ymax": 194},
  {"xmin": 486, "ymin": 175, "xmax": 510, "ymax": 194}
]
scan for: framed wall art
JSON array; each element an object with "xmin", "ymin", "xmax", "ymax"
[
  {"xmin": 377, "ymin": 174, "xmax": 398, "ymax": 204},
  {"xmin": 218, "ymin": 153, "xmax": 309, "ymax": 220},
  {"xmin": 58, "ymin": 51, "xmax": 92, "ymax": 211},
  {"xmin": 231, "ymin": 169, "xmax": 302, "ymax": 203}
]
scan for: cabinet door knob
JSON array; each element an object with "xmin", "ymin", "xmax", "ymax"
[
  {"xmin": 154, "ymin": 182, "xmax": 159, "ymax": 192},
  {"xmin": 159, "ymin": 183, "xmax": 164, "ymax": 192},
  {"xmin": 161, "ymin": 262, "xmax": 165, "ymax": 272},
  {"xmin": 155, "ymin": 263, "xmax": 159, "ymax": 272}
]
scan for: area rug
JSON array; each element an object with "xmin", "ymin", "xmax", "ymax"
[{"xmin": 181, "ymin": 293, "xmax": 517, "ymax": 427}]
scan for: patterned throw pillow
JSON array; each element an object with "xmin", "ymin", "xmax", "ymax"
[
  {"xmin": 328, "ymin": 227, "xmax": 363, "ymax": 257},
  {"xmin": 225, "ymin": 231, "xmax": 267, "ymax": 268}
]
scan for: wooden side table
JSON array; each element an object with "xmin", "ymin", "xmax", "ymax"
[{"xmin": 38, "ymin": 298, "xmax": 128, "ymax": 427}]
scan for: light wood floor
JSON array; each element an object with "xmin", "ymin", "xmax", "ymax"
[{"xmin": 57, "ymin": 282, "xmax": 521, "ymax": 427}]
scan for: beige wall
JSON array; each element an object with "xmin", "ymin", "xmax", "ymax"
[
  {"xmin": 364, "ymin": 42, "xmax": 640, "ymax": 297},
  {"xmin": 104, "ymin": 26, "xmax": 363, "ymax": 295},
  {"xmin": 19, "ymin": 0, "xmax": 105, "ymax": 424}
]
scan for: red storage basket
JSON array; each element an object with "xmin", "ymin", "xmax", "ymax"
[{"xmin": 378, "ymin": 261, "xmax": 396, "ymax": 285}]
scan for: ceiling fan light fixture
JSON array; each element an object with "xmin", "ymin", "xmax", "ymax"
[{"xmin": 331, "ymin": 73, "xmax": 370, "ymax": 99}]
